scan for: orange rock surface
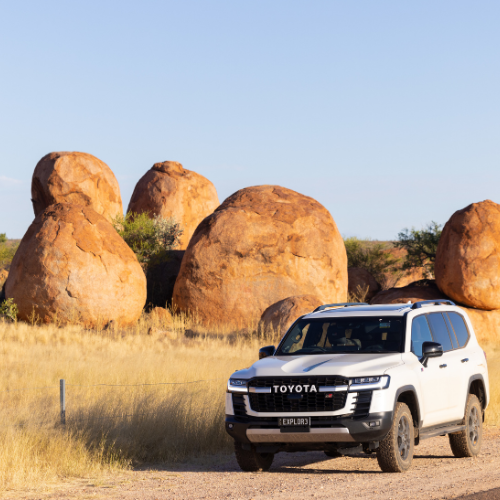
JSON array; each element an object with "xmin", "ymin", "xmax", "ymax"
[
  {"xmin": 5, "ymin": 204, "xmax": 146, "ymax": 327},
  {"xmin": 127, "ymin": 161, "xmax": 219, "ymax": 249},
  {"xmin": 348, "ymin": 267, "xmax": 380, "ymax": 300},
  {"xmin": 370, "ymin": 280, "xmax": 448, "ymax": 305},
  {"xmin": 260, "ymin": 295, "xmax": 323, "ymax": 334},
  {"xmin": 31, "ymin": 152, "xmax": 123, "ymax": 223},
  {"xmin": 435, "ymin": 200, "xmax": 500, "ymax": 311},
  {"xmin": 173, "ymin": 185, "xmax": 347, "ymax": 326}
]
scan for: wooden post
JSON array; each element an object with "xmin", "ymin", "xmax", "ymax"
[{"xmin": 60, "ymin": 379, "xmax": 66, "ymax": 425}]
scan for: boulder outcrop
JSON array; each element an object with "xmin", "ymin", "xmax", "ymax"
[
  {"xmin": 31, "ymin": 152, "xmax": 123, "ymax": 223},
  {"xmin": 370, "ymin": 280, "xmax": 449, "ymax": 305},
  {"xmin": 435, "ymin": 200, "xmax": 500, "ymax": 311},
  {"xmin": 260, "ymin": 295, "xmax": 323, "ymax": 334},
  {"xmin": 348, "ymin": 267, "xmax": 380, "ymax": 301},
  {"xmin": 6, "ymin": 203, "xmax": 146, "ymax": 326},
  {"xmin": 173, "ymin": 185, "xmax": 347, "ymax": 326},
  {"xmin": 127, "ymin": 161, "xmax": 219, "ymax": 249}
]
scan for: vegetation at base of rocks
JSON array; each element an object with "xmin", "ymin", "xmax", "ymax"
[
  {"xmin": 0, "ymin": 315, "xmax": 497, "ymax": 492},
  {"xmin": 112, "ymin": 213, "xmax": 184, "ymax": 308},
  {"xmin": 0, "ymin": 298, "xmax": 18, "ymax": 322},
  {"xmin": 344, "ymin": 237, "xmax": 401, "ymax": 288},
  {"xmin": 0, "ymin": 234, "xmax": 19, "ymax": 271},
  {"xmin": 395, "ymin": 221, "xmax": 442, "ymax": 278},
  {"xmin": 112, "ymin": 212, "xmax": 183, "ymax": 268}
]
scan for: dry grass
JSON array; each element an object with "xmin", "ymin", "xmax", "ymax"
[
  {"xmin": 0, "ymin": 315, "xmax": 498, "ymax": 492},
  {"xmin": 0, "ymin": 314, "xmax": 264, "ymax": 491}
]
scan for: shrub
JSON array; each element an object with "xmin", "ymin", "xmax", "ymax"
[
  {"xmin": 112, "ymin": 212, "xmax": 183, "ymax": 268},
  {"xmin": 113, "ymin": 213, "xmax": 184, "ymax": 308},
  {"xmin": 395, "ymin": 222, "xmax": 442, "ymax": 278},
  {"xmin": 0, "ymin": 298, "xmax": 18, "ymax": 322},
  {"xmin": 344, "ymin": 237, "xmax": 401, "ymax": 287},
  {"xmin": 0, "ymin": 235, "xmax": 19, "ymax": 271}
]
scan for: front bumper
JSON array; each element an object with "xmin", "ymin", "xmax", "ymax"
[{"xmin": 225, "ymin": 411, "xmax": 393, "ymax": 447}]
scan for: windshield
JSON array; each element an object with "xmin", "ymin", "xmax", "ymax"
[{"xmin": 276, "ymin": 316, "xmax": 406, "ymax": 355}]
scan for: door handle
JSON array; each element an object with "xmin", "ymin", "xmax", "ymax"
[
  {"xmin": 439, "ymin": 364, "xmax": 447, "ymax": 368},
  {"xmin": 461, "ymin": 358, "xmax": 469, "ymax": 363}
]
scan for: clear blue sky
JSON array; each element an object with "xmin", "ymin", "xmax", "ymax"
[{"xmin": 1, "ymin": 1, "xmax": 499, "ymax": 239}]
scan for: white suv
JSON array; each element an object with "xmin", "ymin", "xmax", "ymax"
[{"xmin": 225, "ymin": 300, "xmax": 490, "ymax": 473}]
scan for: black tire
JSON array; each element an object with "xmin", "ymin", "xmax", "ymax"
[
  {"xmin": 324, "ymin": 449, "xmax": 342, "ymax": 458},
  {"xmin": 449, "ymin": 394, "xmax": 483, "ymax": 458},
  {"xmin": 234, "ymin": 441, "xmax": 274, "ymax": 472},
  {"xmin": 376, "ymin": 402, "xmax": 414, "ymax": 473}
]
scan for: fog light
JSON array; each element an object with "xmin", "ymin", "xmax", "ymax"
[
  {"xmin": 228, "ymin": 423, "xmax": 234, "ymax": 429},
  {"xmin": 369, "ymin": 421, "xmax": 380, "ymax": 427}
]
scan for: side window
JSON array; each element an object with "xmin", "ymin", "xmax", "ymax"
[
  {"xmin": 427, "ymin": 313, "xmax": 453, "ymax": 352},
  {"xmin": 443, "ymin": 314, "xmax": 459, "ymax": 349},
  {"xmin": 447, "ymin": 312, "xmax": 470, "ymax": 348},
  {"xmin": 411, "ymin": 315, "xmax": 433, "ymax": 357}
]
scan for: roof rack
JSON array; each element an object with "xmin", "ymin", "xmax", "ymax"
[
  {"xmin": 411, "ymin": 299, "xmax": 456, "ymax": 310},
  {"xmin": 314, "ymin": 302, "xmax": 369, "ymax": 312}
]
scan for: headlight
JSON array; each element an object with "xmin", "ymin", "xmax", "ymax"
[
  {"xmin": 349, "ymin": 375, "xmax": 390, "ymax": 391},
  {"xmin": 227, "ymin": 379, "xmax": 248, "ymax": 393}
]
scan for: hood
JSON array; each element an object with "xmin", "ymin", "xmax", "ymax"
[{"xmin": 231, "ymin": 353, "xmax": 403, "ymax": 380}]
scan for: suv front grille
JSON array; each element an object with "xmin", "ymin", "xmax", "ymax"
[{"xmin": 248, "ymin": 376, "xmax": 348, "ymax": 413}]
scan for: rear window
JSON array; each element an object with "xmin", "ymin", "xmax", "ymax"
[
  {"xmin": 427, "ymin": 313, "xmax": 453, "ymax": 352},
  {"xmin": 447, "ymin": 312, "xmax": 470, "ymax": 348}
]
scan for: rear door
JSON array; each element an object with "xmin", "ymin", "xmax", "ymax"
[
  {"xmin": 426, "ymin": 312, "xmax": 464, "ymax": 423},
  {"xmin": 410, "ymin": 315, "xmax": 449, "ymax": 426}
]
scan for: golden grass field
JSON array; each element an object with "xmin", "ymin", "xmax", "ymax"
[{"xmin": 0, "ymin": 314, "xmax": 498, "ymax": 492}]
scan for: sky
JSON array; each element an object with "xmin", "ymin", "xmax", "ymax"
[{"xmin": 1, "ymin": 1, "xmax": 499, "ymax": 239}]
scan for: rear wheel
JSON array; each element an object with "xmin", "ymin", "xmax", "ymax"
[
  {"xmin": 234, "ymin": 441, "xmax": 274, "ymax": 472},
  {"xmin": 449, "ymin": 394, "xmax": 483, "ymax": 458},
  {"xmin": 376, "ymin": 402, "xmax": 414, "ymax": 473}
]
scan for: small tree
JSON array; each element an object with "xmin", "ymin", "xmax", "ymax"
[
  {"xmin": 0, "ymin": 234, "xmax": 6, "ymax": 244},
  {"xmin": 395, "ymin": 222, "xmax": 442, "ymax": 278}
]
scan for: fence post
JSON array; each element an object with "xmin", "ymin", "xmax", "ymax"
[{"xmin": 60, "ymin": 379, "xmax": 66, "ymax": 425}]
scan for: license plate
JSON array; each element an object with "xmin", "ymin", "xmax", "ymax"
[{"xmin": 279, "ymin": 417, "xmax": 311, "ymax": 427}]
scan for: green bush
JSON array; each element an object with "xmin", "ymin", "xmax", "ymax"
[
  {"xmin": 395, "ymin": 222, "xmax": 442, "ymax": 278},
  {"xmin": 113, "ymin": 213, "xmax": 184, "ymax": 308},
  {"xmin": 0, "ymin": 298, "xmax": 18, "ymax": 322},
  {"xmin": 344, "ymin": 237, "xmax": 400, "ymax": 286},
  {"xmin": 112, "ymin": 212, "xmax": 183, "ymax": 268},
  {"xmin": 0, "ymin": 235, "xmax": 19, "ymax": 270}
]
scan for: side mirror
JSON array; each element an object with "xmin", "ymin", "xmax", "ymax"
[
  {"xmin": 420, "ymin": 341, "xmax": 443, "ymax": 367},
  {"xmin": 259, "ymin": 345, "xmax": 275, "ymax": 360}
]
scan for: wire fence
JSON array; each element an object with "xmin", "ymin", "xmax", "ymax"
[{"xmin": 2, "ymin": 377, "xmax": 227, "ymax": 429}]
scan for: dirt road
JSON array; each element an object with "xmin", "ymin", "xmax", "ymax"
[{"xmin": 12, "ymin": 427, "xmax": 500, "ymax": 500}]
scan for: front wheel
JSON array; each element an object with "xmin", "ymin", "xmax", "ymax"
[
  {"xmin": 376, "ymin": 402, "xmax": 414, "ymax": 473},
  {"xmin": 234, "ymin": 441, "xmax": 274, "ymax": 472},
  {"xmin": 449, "ymin": 394, "xmax": 483, "ymax": 458}
]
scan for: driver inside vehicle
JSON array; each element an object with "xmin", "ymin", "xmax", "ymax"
[{"xmin": 279, "ymin": 316, "xmax": 405, "ymax": 355}]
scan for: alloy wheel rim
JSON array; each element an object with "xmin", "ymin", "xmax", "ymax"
[
  {"xmin": 397, "ymin": 415, "xmax": 411, "ymax": 461},
  {"xmin": 468, "ymin": 406, "xmax": 480, "ymax": 447}
]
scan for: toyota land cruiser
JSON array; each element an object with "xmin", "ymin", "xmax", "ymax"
[{"xmin": 225, "ymin": 300, "xmax": 490, "ymax": 473}]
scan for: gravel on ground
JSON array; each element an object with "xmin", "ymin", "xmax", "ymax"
[{"xmin": 8, "ymin": 427, "xmax": 500, "ymax": 500}]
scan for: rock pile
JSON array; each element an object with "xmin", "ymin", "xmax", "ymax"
[{"xmin": 173, "ymin": 185, "xmax": 347, "ymax": 326}]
